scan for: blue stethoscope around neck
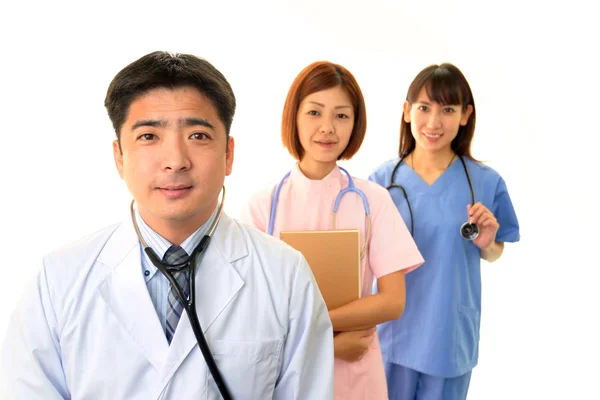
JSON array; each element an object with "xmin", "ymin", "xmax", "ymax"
[
  {"xmin": 268, "ymin": 166, "xmax": 371, "ymax": 260},
  {"xmin": 386, "ymin": 154, "xmax": 479, "ymax": 241}
]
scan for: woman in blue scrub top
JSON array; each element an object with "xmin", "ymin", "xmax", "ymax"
[{"xmin": 369, "ymin": 63, "xmax": 520, "ymax": 400}]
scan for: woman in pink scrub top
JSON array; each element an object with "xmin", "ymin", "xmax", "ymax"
[{"xmin": 241, "ymin": 61, "xmax": 424, "ymax": 399}]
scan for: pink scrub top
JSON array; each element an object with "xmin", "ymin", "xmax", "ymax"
[{"xmin": 241, "ymin": 164, "xmax": 423, "ymax": 399}]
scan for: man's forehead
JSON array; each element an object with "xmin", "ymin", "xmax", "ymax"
[
  {"xmin": 130, "ymin": 117, "xmax": 216, "ymax": 131},
  {"xmin": 126, "ymin": 88, "xmax": 224, "ymax": 130},
  {"xmin": 132, "ymin": 87, "xmax": 211, "ymax": 109}
]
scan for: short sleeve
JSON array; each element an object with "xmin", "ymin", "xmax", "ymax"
[
  {"xmin": 239, "ymin": 188, "xmax": 273, "ymax": 233},
  {"xmin": 368, "ymin": 162, "xmax": 390, "ymax": 188},
  {"xmin": 492, "ymin": 177, "xmax": 520, "ymax": 243},
  {"xmin": 368, "ymin": 188, "xmax": 424, "ymax": 278}
]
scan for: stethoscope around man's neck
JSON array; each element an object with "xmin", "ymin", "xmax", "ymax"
[
  {"xmin": 387, "ymin": 154, "xmax": 479, "ymax": 240},
  {"xmin": 130, "ymin": 187, "xmax": 233, "ymax": 400},
  {"xmin": 268, "ymin": 165, "xmax": 372, "ymax": 260}
]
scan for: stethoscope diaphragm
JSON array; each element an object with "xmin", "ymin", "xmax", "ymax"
[{"xmin": 460, "ymin": 220, "xmax": 479, "ymax": 241}]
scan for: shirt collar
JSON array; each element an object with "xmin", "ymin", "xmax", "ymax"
[
  {"xmin": 289, "ymin": 163, "xmax": 343, "ymax": 191},
  {"xmin": 134, "ymin": 204, "xmax": 219, "ymax": 277}
]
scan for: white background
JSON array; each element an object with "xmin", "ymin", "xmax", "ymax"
[{"xmin": 1, "ymin": 0, "xmax": 598, "ymax": 398}]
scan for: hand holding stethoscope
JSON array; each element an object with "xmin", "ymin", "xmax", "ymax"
[
  {"xmin": 467, "ymin": 202, "xmax": 499, "ymax": 250},
  {"xmin": 388, "ymin": 154, "xmax": 483, "ymax": 242}
]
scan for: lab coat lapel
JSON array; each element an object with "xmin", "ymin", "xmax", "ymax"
[
  {"xmin": 97, "ymin": 221, "xmax": 169, "ymax": 372},
  {"xmin": 155, "ymin": 213, "xmax": 247, "ymax": 391}
]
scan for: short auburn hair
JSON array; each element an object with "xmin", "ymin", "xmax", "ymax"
[{"xmin": 281, "ymin": 61, "xmax": 367, "ymax": 161}]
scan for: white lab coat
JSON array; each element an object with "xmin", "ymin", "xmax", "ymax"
[{"xmin": 0, "ymin": 212, "xmax": 334, "ymax": 399}]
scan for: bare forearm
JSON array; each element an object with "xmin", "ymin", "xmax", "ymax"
[
  {"xmin": 329, "ymin": 293, "xmax": 404, "ymax": 332},
  {"xmin": 481, "ymin": 241, "xmax": 504, "ymax": 262}
]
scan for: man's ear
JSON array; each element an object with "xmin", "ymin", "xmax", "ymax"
[
  {"xmin": 225, "ymin": 136, "xmax": 234, "ymax": 176},
  {"xmin": 113, "ymin": 140, "xmax": 124, "ymax": 179}
]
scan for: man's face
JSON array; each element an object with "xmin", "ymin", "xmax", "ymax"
[{"xmin": 113, "ymin": 86, "xmax": 234, "ymax": 232}]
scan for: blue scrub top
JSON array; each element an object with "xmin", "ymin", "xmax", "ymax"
[{"xmin": 369, "ymin": 156, "xmax": 520, "ymax": 378}]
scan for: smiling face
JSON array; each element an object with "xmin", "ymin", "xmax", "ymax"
[
  {"xmin": 113, "ymin": 86, "xmax": 234, "ymax": 237},
  {"xmin": 404, "ymin": 87, "xmax": 473, "ymax": 155},
  {"xmin": 296, "ymin": 86, "xmax": 355, "ymax": 172}
]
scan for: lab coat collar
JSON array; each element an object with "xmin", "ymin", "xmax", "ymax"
[
  {"xmin": 97, "ymin": 210, "xmax": 247, "ymax": 384},
  {"xmin": 155, "ymin": 212, "xmax": 246, "ymax": 392},
  {"xmin": 97, "ymin": 219, "xmax": 169, "ymax": 371}
]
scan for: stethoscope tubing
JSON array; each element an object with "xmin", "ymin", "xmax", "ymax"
[
  {"xmin": 386, "ymin": 154, "xmax": 476, "ymax": 239},
  {"xmin": 268, "ymin": 166, "xmax": 372, "ymax": 259},
  {"xmin": 130, "ymin": 187, "xmax": 233, "ymax": 400}
]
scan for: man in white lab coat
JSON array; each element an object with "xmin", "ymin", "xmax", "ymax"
[{"xmin": 0, "ymin": 51, "xmax": 334, "ymax": 399}]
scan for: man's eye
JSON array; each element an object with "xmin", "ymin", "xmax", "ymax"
[
  {"xmin": 138, "ymin": 133, "xmax": 156, "ymax": 140},
  {"xmin": 191, "ymin": 132, "xmax": 210, "ymax": 140}
]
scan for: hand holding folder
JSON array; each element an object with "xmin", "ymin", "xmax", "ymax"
[{"xmin": 280, "ymin": 229, "xmax": 361, "ymax": 310}]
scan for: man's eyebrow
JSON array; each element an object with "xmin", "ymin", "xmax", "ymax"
[
  {"xmin": 130, "ymin": 118, "xmax": 216, "ymax": 131},
  {"xmin": 131, "ymin": 119, "xmax": 167, "ymax": 130},
  {"xmin": 180, "ymin": 117, "xmax": 215, "ymax": 130}
]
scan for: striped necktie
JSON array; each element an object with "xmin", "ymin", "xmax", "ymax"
[{"xmin": 163, "ymin": 245, "xmax": 190, "ymax": 344}]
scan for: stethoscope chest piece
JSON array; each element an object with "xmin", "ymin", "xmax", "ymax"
[
  {"xmin": 460, "ymin": 221, "xmax": 479, "ymax": 241},
  {"xmin": 388, "ymin": 154, "xmax": 478, "ymax": 242}
]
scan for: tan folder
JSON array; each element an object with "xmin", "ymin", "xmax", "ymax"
[{"xmin": 280, "ymin": 229, "xmax": 361, "ymax": 310}]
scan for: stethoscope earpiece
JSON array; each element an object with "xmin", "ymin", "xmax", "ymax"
[{"xmin": 460, "ymin": 221, "xmax": 479, "ymax": 241}]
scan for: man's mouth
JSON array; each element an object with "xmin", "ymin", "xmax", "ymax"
[{"xmin": 159, "ymin": 185, "xmax": 192, "ymax": 190}]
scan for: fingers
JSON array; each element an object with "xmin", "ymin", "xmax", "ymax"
[
  {"xmin": 335, "ymin": 330, "xmax": 374, "ymax": 362},
  {"xmin": 361, "ymin": 327, "xmax": 377, "ymax": 336},
  {"xmin": 357, "ymin": 334, "xmax": 375, "ymax": 360},
  {"xmin": 347, "ymin": 327, "xmax": 376, "ymax": 338},
  {"xmin": 351, "ymin": 328, "xmax": 376, "ymax": 349},
  {"xmin": 467, "ymin": 203, "xmax": 484, "ymax": 224},
  {"xmin": 477, "ymin": 214, "xmax": 499, "ymax": 230},
  {"xmin": 361, "ymin": 332, "xmax": 376, "ymax": 347},
  {"xmin": 468, "ymin": 202, "xmax": 495, "ymax": 225},
  {"xmin": 338, "ymin": 327, "xmax": 376, "ymax": 346}
]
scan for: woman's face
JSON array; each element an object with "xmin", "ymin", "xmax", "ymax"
[
  {"xmin": 296, "ymin": 86, "xmax": 355, "ymax": 165},
  {"xmin": 405, "ymin": 87, "xmax": 473, "ymax": 154}
]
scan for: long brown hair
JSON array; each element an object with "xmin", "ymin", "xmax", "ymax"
[{"xmin": 399, "ymin": 63, "xmax": 476, "ymax": 159}]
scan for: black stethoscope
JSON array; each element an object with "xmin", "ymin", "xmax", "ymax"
[
  {"xmin": 386, "ymin": 154, "xmax": 479, "ymax": 240},
  {"xmin": 130, "ymin": 187, "xmax": 233, "ymax": 400}
]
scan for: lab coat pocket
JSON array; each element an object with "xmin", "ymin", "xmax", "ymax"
[
  {"xmin": 206, "ymin": 338, "xmax": 283, "ymax": 400},
  {"xmin": 456, "ymin": 304, "xmax": 481, "ymax": 367}
]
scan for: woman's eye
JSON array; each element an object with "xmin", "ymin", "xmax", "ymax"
[
  {"xmin": 444, "ymin": 107, "xmax": 455, "ymax": 113},
  {"xmin": 308, "ymin": 110, "xmax": 320, "ymax": 116},
  {"xmin": 337, "ymin": 113, "xmax": 349, "ymax": 119},
  {"xmin": 418, "ymin": 105, "xmax": 428, "ymax": 111}
]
